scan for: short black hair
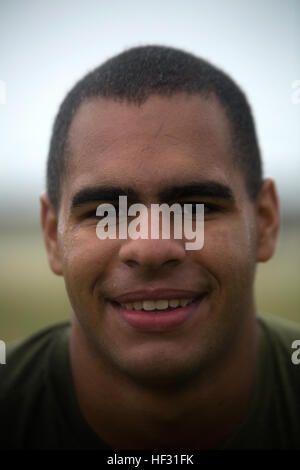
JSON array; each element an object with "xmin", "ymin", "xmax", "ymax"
[{"xmin": 47, "ymin": 45, "xmax": 263, "ymax": 209}]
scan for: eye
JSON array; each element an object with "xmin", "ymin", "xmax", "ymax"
[
  {"xmin": 179, "ymin": 202, "xmax": 221, "ymax": 218},
  {"xmin": 82, "ymin": 205, "xmax": 119, "ymax": 220},
  {"xmin": 86, "ymin": 205, "xmax": 128, "ymax": 221},
  {"xmin": 181, "ymin": 203, "xmax": 200, "ymax": 217},
  {"xmin": 84, "ymin": 209, "xmax": 99, "ymax": 219},
  {"xmin": 203, "ymin": 203, "xmax": 220, "ymax": 215}
]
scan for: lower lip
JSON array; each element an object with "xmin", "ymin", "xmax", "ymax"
[{"xmin": 110, "ymin": 296, "xmax": 208, "ymax": 332}]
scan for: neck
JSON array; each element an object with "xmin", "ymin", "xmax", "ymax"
[{"xmin": 70, "ymin": 312, "xmax": 258, "ymax": 449}]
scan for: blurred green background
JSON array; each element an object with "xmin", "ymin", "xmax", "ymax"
[{"xmin": 1, "ymin": 217, "xmax": 299, "ymax": 343}]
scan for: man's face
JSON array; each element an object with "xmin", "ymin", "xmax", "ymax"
[{"xmin": 46, "ymin": 93, "xmax": 263, "ymax": 384}]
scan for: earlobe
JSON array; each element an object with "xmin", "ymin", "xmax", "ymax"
[
  {"xmin": 40, "ymin": 193, "xmax": 63, "ymax": 275},
  {"xmin": 255, "ymin": 179, "xmax": 280, "ymax": 262}
]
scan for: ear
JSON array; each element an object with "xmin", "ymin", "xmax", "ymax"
[
  {"xmin": 40, "ymin": 192, "xmax": 63, "ymax": 275},
  {"xmin": 255, "ymin": 178, "xmax": 280, "ymax": 262}
]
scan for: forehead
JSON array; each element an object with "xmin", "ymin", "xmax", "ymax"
[{"xmin": 65, "ymin": 93, "xmax": 238, "ymax": 199}]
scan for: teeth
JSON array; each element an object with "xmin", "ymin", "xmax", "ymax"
[
  {"xmin": 124, "ymin": 302, "xmax": 133, "ymax": 310},
  {"xmin": 133, "ymin": 301, "xmax": 142, "ymax": 310},
  {"xmin": 155, "ymin": 300, "xmax": 169, "ymax": 310},
  {"xmin": 143, "ymin": 300, "xmax": 155, "ymax": 311},
  {"xmin": 120, "ymin": 298, "xmax": 196, "ymax": 311}
]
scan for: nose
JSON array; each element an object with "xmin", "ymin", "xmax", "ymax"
[{"xmin": 119, "ymin": 238, "xmax": 186, "ymax": 270}]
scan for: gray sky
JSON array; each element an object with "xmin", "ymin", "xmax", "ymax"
[{"xmin": 1, "ymin": 0, "xmax": 299, "ymax": 217}]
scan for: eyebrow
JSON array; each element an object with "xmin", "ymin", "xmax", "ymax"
[
  {"xmin": 71, "ymin": 186, "xmax": 140, "ymax": 210},
  {"xmin": 158, "ymin": 181, "xmax": 234, "ymax": 202},
  {"xmin": 70, "ymin": 180, "xmax": 235, "ymax": 211}
]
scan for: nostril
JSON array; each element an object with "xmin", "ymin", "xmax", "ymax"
[
  {"xmin": 119, "ymin": 238, "xmax": 186, "ymax": 268},
  {"xmin": 163, "ymin": 258, "xmax": 182, "ymax": 267},
  {"xmin": 124, "ymin": 259, "xmax": 139, "ymax": 268}
]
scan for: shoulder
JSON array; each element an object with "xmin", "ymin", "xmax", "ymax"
[
  {"xmin": 0, "ymin": 322, "xmax": 70, "ymax": 397},
  {"xmin": 257, "ymin": 314, "xmax": 300, "ymax": 384},
  {"xmin": 257, "ymin": 314, "xmax": 300, "ymax": 350},
  {"xmin": 0, "ymin": 322, "xmax": 71, "ymax": 448}
]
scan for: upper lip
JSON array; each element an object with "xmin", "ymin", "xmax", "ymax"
[{"xmin": 111, "ymin": 288, "xmax": 207, "ymax": 304}]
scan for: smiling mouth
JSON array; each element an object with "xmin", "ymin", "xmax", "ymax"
[
  {"xmin": 109, "ymin": 292, "xmax": 210, "ymax": 331},
  {"xmin": 111, "ymin": 295, "xmax": 205, "ymax": 314}
]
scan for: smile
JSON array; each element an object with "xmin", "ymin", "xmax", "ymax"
[
  {"xmin": 120, "ymin": 297, "xmax": 197, "ymax": 312},
  {"xmin": 110, "ymin": 294, "xmax": 208, "ymax": 332}
]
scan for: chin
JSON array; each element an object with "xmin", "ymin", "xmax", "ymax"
[{"xmin": 111, "ymin": 348, "xmax": 209, "ymax": 389}]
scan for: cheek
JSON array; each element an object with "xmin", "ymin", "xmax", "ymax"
[
  {"xmin": 199, "ymin": 222, "xmax": 256, "ymax": 288},
  {"xmin": 59, "ymin": 229, "xmax": 119, "ymax": 298}
]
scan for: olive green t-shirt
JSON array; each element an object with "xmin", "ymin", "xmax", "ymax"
[{"xmin": 0, "ymin": 315, "xmax": 300, "ymax": 449}]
